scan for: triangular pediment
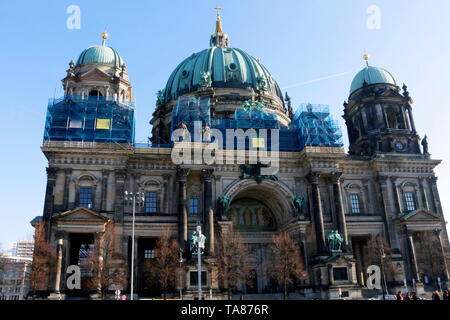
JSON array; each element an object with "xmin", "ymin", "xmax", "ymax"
[
  {"xmin": 54, "ymin": 206, "xmax": 109, "ymax": 222},
  {"xmin": 399, "ymin": 208, "xmax": 442, "ymax": 222},
  {"xmin": 79, "ymin": 68, "xmax": 112, "ymax": 81}
]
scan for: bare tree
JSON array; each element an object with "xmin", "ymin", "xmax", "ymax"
[
  {"xmin": 366, "ymin": 234, "xmax": 400, "ymax": 291},
  {"xmin": 29, "ymin": 221, "xmax": 56, "ymax": 297},
  {"xmin": 265, "ymin": 231, "xmax": 307, "ymax": 300},
  {"xmin": 144, "ymin": 228, "xmax": 180, "ymax": 300},
  {"xmin": 414, "ymin": 231, "xmax": 446, "ymax": 288},
  {"xmin": 83, "ymin": 220, "xmax": 128, "ymax": 299},
  {"xmin": 215, "ymin": 229, "xmax": 251, "ymax": 300}
]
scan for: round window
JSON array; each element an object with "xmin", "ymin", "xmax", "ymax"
[
  {"xmin": 229, "ymin": 63, "xmax": 237, "ymax": 71},
  {"xmin": 181, "ymin": 70, "xmax": 189, "ymax": 78}
]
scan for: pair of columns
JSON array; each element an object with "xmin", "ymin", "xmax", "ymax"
[
  {"xmin": 176, "ymin": 167, "xmax": 215, "ymax": 256},
  {"xmin": 407, "ymin": 229, "xmax": 450, "ymax": 282},
  {"xmin": 307, "ymin": 171, "xmax": 348, "ymax": 255}
]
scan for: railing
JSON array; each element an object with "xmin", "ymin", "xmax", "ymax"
[{"xmin": 48, "ymin": 95, "xmax": 135, "ymax": 110}]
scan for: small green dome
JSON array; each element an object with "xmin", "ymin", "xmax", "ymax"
[
  {"xmin": 76, "ymin": 45, "xmax": 124, "ymax": 67},
  {"xmin": 350, "ymin": 66, "xmax": 396, "ymax": 95},
  {"xmin": 163, "ymin": 47, "xmax": 283, "ymax": 103}
]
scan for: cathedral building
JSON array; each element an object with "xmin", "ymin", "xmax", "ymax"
[{"xmin": 35, "ymin": 12, "xmax": 449, "ymax": 299}]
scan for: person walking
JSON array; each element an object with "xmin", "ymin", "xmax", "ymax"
[
  {"xmin": 405, "ymin": 292, "xmax": 412, "ymax": 300},
  {"xmin": 432, "ymin": 290, "xmax": 441, "ymax": 300},
  {"xmin": 411, "ymin": 291, "xmax": 419, "ymax": 300},
  {"xmin": 443, "ymin": 289, "xmax": 449, "ymax": 301},
  {"xmin": 396, "ymin": 291, "xmax": 404, "ymax": 301}
]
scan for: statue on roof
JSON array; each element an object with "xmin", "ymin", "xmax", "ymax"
[
  {"xmin": 199, "ymin": 71, "xmax": 212, "ymax": 88},
  {"xmin": 203, "ymin": 122, "xmax": 211, "ymax": 141},
  {"xmin": 421, "ymin": 135, "xmax": 429, "ymax": 155}
]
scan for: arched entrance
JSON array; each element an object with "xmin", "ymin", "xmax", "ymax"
[{"xmin": 222, "ymin": 180, "xmax": 295, "ymax": 294}]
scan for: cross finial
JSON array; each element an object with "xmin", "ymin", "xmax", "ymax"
[{"xmin": 214, "ymin": 6, "xmax": 222, "ymax": 19}]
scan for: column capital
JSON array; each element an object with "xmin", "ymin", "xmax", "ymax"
[
  {"xmin": 433, "ymin": 229, "xmax": 442, "ymax": 237},
  {"xmin": 46, "ymin": 167, "xmax": 58, "ymax": 180},
  {"xmin": 307, "ymin": 171, "xmax": 321, "ymax": 184},
  {"xmin": 330, "ymin": 172, "xmax": 343, "ymax": 184},
  {"xmin": 176, "ymin": 167, "xmax": 190, "ymax": 181},
  {"xmin": 115, "ymin": 169, "xmax": 127, "ymax": 182},
  {"xmin": 64, "ymin": 168, "xmax": 73, "ymax": 175},
  {"xmin": 377, "ymin": 175, "xmax": 389, "ymax": 185},
  {"xmin": 201, "ymin": 168, "xmax": 215, "ymax": 181},
  {"xmin": 428, "ymin": 176, "xmax": 438, "ymax": 184}
]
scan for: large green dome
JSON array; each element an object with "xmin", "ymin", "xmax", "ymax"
[
  {"xmin": 76, "ymin": 45, "xmax": 124, "ymax": 68},
  {"xmin": 350, "ymin": 65, "xmax": 396, "ymax": 95},
  {"xmin": 162, "ymin": 46, "xmax": 284, "ymax": 103}
]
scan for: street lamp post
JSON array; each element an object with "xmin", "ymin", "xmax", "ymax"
[
  {"xmin": 179, "ymin": 248, "xmax": 183, "ymax": 300},
  {"xmin": 124, "ymin": 190, "xmax": 144, "ymax": 301},
  {"xmin": 380, "ymin": 248, "xmax": 388, "ymax": 300},
  {"xmin": 197, "ymin": 222, "xmax": 202, "ymax": 300}
]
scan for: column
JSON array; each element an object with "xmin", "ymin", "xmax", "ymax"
[
  {"xmin": 407, "ymin": 230, "xmax": 420, "ymax": 282},
  {"xmin": 54, "ymin": 235, "xmax": 64, "ymax": 294},
  {"xmin": 202, "ymin": 169, "xmax": 215, "ymax": 256},
  {"xmin": 363, "ymin": 179, "xmax": 374, "ymax": 214},
  {"xmin": 331, "ymin": 172, "xmax": 349, "ymax": 251},
  {"xmin": 101, "ymin": 169, "xmax": 109, "ymax": 211},
  {"xmin": 429, "ymin": 177, "xmax": 443, "ymax": 215},
  {"xmin": 406, "ymin": 106, "xmax": 416, "ymax": 132},
  {"xmin": 96, "ymin": 232, "xmax": 105, "ymax": 293},
  {"xmin": 433, "ymin": 229, "xmax": 450, "ymax": 280},
  {"xmin": 418, "ymin": 177, "xmax": 429, "ymax": 210},
  {"xmin": 163, "ymin": 174, "xmax": 171, "ymax": 215},
  {"xmin": 391, "ymin": 177, "xmax": 402, "ymax": 214},
  {"xmin": 63, "ymin": 168, "xmax": 72, "ymax": 211},
  {"xmin": 353, "ymin": 241, "xmax": 364, "ymax": 286},
  {"xmin": 177, "ymin": 167, "xmax": 189, "ymax": 252},
  {"xmin": 43, "ymin": 167, "xmax": 58, "ymax": 221},
  {"xmin": 376, "ymin": 175, "xmax": 397, "ymax": 248},
  {"xmin": 307, "ymin": 172, "xmax": 326, "ymax": 254},
  {"xmin": 114, "ymin": 170, "xmax": 126, "ymax": 223}
]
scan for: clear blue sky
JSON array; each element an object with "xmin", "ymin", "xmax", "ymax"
[{"xmin": 1, "ymin": 0, "xmax": 450, "ymax": 248}]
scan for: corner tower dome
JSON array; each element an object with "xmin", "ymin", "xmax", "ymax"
[
  {"xmin": 349, "ymin": 54, "xmax": 396, "ymax": 96},
  {"xmin": 76, "ymin": 30, "xmax": 124, "ymax": 67}
]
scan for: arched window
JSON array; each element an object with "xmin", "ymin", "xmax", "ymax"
[{"xmin": 386, "ymin": 107, "xmax": 398, "ymax": 129}]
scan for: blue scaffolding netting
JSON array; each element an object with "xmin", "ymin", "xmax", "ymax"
[
  {"xmin": 43, "ymin": 95, "xmax": 343, "ymax": 151},
  {"xmin": 43, "ymin": 95, "xmax": 135, "ymax": 144}
]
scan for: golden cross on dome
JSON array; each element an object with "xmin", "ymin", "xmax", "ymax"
[{"xmin": 214, "ymin": 6, "xmax": 222, "ymax": 19}]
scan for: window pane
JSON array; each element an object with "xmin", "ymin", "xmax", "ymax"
[
  {"xmin": 145, "ymin": 192, "xmax": 157, "ymax": 213},
  {"xmin": 404, "ymin": 192, "xmax": 416, "ymax": 211},
  {"xmin": 350, "ymin": 194, "xmax": 360, "ymax": 214},
  {"xmin": 79, "ymin": 187, "xmax": 92, "ymax": 209},
  {"xmin": 190, "ymin": 198, "xmax": 198, "ymax": 214}
]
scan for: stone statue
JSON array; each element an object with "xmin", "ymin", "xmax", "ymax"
[
  {"xmin": 217, "ymin": 195, "xmax": 230, "ymax": 212},
  {"xmin": 239, "ymin": 161, "xmax": 278, "ymax": 184},
  {"xmin": 421, "ymin": 135, "xmax": 429, "ymax": 154},
  {"xmin": 199, "ymin": 71, "xmax": 212, "ymax": 88},
  {"xmin": 156, "ymin": 90, "xmax": 164, "ymax": 105},
  {"xmin": 293, "ymin": 196, "xmax": 304, "ymax": 215},
  {"xmin": 203, "ymin": 123, "xmax": 211, "ymax": 142},
  {"xmin": 328, "ymin": 230, "xmax": 343, "ymax": 253},
  {"xmin": 190, "ymin": 231, "xmax": 206, "ymax": 255},
  {"xmin": 178, "ymin": 121, "xmax": 189, "ymax": 141}
]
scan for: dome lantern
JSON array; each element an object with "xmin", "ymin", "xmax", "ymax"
[{"xmin": 210, "ymin": 6, "xmax": 229, "ymax": 48}]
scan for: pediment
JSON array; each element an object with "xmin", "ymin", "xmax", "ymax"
[
  {"xmin": 398, "ymin": 209, "xmax": 442, "ymax": 222},
  {"xmin": 54, "ymin": 206, "xmax": 109, "ymax": 222},
  {"xmin": 79, "ymin": 68, "xmax": 112, "ymax": 80}
]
